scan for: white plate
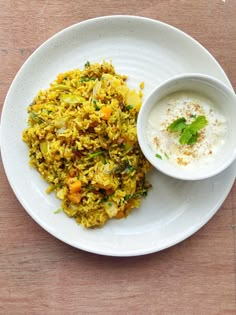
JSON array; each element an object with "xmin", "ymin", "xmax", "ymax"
[{"xmin": 1, "ymin": 16, "xmax": 235, "ymax": 256}]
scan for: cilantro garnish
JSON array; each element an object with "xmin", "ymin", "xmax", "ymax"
[
  {"xmin": 30, "ymin": 112, "xmax": 37, "ymax": 119},
  {"xmin": 84, "ymin": 61, "xmax": 90, "ymax": 68},
  {"xmin": 128, "ymin": 165, "xmax": 135, "ymax": 173},
  {"xmin": 167, "ymin": 115, "xmax": 208, "ymax": 145},
  {"xmin": 79, "ymin": 76, "xmax": 96, "ymax": 83},
  {"xmin": 124, "ymin": 194, "xmax": 131, "ymax": 201},
  {"xmin": 167, "ymin": 117, "xmax": 187, "ymax": 133},
  {"xmin": 88, "ymin": 151, "xmax": 104, "ymax": 158},
  {"xmin": 54, "ymin": 208, "xmax": 62, "ymax": 214},
  {"xmin": 126, "ymin": 105, "xmax": 133, "ymax": 110},
  {"xmin": 164, "ymin": 152, "xmax": 169, "ymax": 159},
  {"xmin": 155, "ymin": 153, "xmax": 162, "ymax": 159}
]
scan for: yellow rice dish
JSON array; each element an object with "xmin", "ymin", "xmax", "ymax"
[{"xmin": 22, "ymin": 61, "xmax": 151, "ymax": 228}]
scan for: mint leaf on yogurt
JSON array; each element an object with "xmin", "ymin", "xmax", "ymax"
[
  {"xmin": 167, "ymin": 115, "xmax": 208, "ymax": 145},
  {"xmin": 167, "ymin": 117, "xmax": 187, "ymax": 132}
]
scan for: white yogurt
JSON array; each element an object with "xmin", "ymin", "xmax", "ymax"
[{"xmin": 146, "ymin": 91, "xmax": 227, "ymax": 169}]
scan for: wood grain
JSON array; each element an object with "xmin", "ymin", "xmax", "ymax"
[{"xmin": 0, "ymin": 1, "xmax": 235, "ymax": 314}]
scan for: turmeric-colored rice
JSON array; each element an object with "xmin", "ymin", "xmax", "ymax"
[{"xmin": 22, "ymin": 61, "xmax": 151, "ymax": 228}]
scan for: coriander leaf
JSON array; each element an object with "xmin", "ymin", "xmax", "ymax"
[
  {"xmin": 124, "ymin": 194, "xmax": 131, "ymax": 201},
  {"xmin": 94, "ymin": 104, "xmax": 100, "ymax": 111},
  {"xmin": 84, "ymin": 61, "xmax": 90, "ymax": 67},
  {"xmin": 126, "ymin": 105, "xmax": 133, "ymax": 110},
  {"xmin": 189, "ymin": 115, "xmax": 208, "ymax": 134},
  {"xmin": 187, "ymin": 133, "xmax": 198, "ymax": 145},
  {"xmin": 168, "ymin": 117, "xmax": 187, "ymax": 132},
  {"xmin": 179, "ymin": 128, "xmax": 193, "ymax": 145},
  {"xmin": 31, "ymin": 112, "xmax": 37, "ymax": 119},
  {"xmin": 54, "ymin": 208, "xmax": 62, "ymax": 214},
  {"xmin": 155, "ymin": 153, "xmax": 162, "ymax": 159},
  {"xmin": 88, "ymin": 151, "xmax": 104, "ymax": 158},
  {"xmin": 38, "ymin": 117, "xmax": 45, "ymax": 124},
  {"xmin": 79, "ymin": 76, "xmax": 92, "ymax": 83},
  {"xmin": 128, "ymin": 165, "xmax": 135, "ymax": 173}
]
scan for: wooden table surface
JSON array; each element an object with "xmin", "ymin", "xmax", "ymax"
[{"xmin": 0, "ymin": 1, "xmax": 236, "ymax": 314}]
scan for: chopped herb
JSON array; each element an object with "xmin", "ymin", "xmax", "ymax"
[
  {"xmin": 124, "ymin": 194, "xmax": 131, "ymax": 201},
  {"xmin": 79, "ymin": 76, "xmax": 89, "ymax": 83},
  {"xmin": 87, "ymin": 184, "xmax": 95, "ymax": 191},
  {"xmin": 38, "ymin": 118, "xmax": 45, "ymax": 124},
  {"xmin": 168, "ymin": 117, "xmax": 187, "ymax": 133},
  {"xmin": 184, "ymin": 133, "xmax": 198, "ymax": 145},
  {"xmin": 54, "ymin": 208, "xmax": 62, "ymax": 214},
  {"xmin": 188, "ymin": 115, "xmax": 208, "ymax": 134},
  {"xmin": 79, "ymin": 76, "xmax": 96, "ymax": 83},
  {"xmin": 84, "ymin": 61, "xmax": 90, "ymax": 68},
  {"xmin": 93, "ymin": 99, "xmax": 100, "ymax": 110},
  {"xmin": 164, "ymin": 152, "xmax": 169, "ymax": 159},
  {"xmin": 124, "ymin": 184, "xmax": 151, "ymax": 201},
  {"xmin": 31, "ymin": 112, "xmax": 45, "ymax": 124},
  {"xmin": 46, "ymin": 110, "xmax": 52, "ymax": 115},
  {"xmin": 88, "ymin": 151, "xmax": 104, "ymax": 158},
  {"xmin": 155, "ymin": 153, "xmax": 162, "ymax": 159},
  {"xmin": 94, "ymin": 104, "xmax": 100, "ymax": 111},
  {"xmin": 128, "ymin": 165, "xmax": 135, "ymax": 173},
  {"xmin": 126, "ymin": 105, "xmax": 133, "ymax": 110},
  {"xmin": 179, "ymin": 128, "xmax": 192, "ymax": 145},
  {"xmin": 31, "ymin": 112, "xmax": 37, "ymax": 119},
  {"xmin": 108, "ymin": 202, "xmax": 112, "ymax": 207},
  {"xmin": 167, "ymin": 115, "xmax": 208, "ymax": 145}
]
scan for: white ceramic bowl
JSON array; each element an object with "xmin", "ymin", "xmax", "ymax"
[{"xmin": 137, "ymin": 74, "xmax": 236, "ymax": 180}]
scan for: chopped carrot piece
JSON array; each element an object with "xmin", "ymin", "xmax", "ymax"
[
  {"xmin": 101, "ymin": 106, "xmax": 112, "ymax": 120},
  {"xmin": 68, "ymin": 192, "xmax": 81, "ymax": 204},
  {"xmin": 69, "ymin": 169, "xmax": 76, "ymax": 177},
  {"xmin": 106, "ymin": 188, "xmax": 113, "ymax": 195},
  {"xmin": 115, "ymin": 211, "xmax": 125, "ymax": 219},
  {"xmin": 67, "ymin": 179, "xmax": 82, "ymax": 193}
]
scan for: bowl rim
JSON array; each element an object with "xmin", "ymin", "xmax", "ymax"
[{"xmin": 137, "ymin": 73, "xmax": 236, "ymax": 181}]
